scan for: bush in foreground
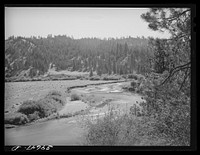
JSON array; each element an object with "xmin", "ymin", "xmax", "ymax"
[
  {"xmin": 6, "ymin": 90, "xmax": 66, "ymax": 125},
  {"xmin": 85, "ymin": 108, "xmax": 161, "ymax": 146},
  {"xmin": 85, "ymin": 109, "xmax": 122, "ymax": 145},
  {"xmin": 140, "ymin": 74, "xmax": 190, "ymax": 146},
  {"xmin": 5, "ymin": 112, "xmax": 29, "ymax": 125},
  {"xmin": 17, "ymin": 100, "xmax": 40, "ymax": 115},
  {"xmin": 85, "ymin": 85, "xmax": 190, "ymax": 146},
  {"xmin": 28, "ymin": 111, "xmax": 40, "ymax": 122},
  {"xmin": 18, "ymin": 91, "xmax": 64, "ymax": 118}
]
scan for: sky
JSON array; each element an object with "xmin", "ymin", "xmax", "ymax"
[{"xmin": 5, "ymin": 7, "xmax": 171, "ymax": 40}]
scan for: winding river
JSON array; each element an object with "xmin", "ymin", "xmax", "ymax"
[{"xmin": 5, "ymin": 82, "xmax": 145, "ymax": 145}]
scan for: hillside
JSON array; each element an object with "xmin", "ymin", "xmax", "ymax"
[{"xmin": 5, "ymin": 35, "xmax": 153, "ymax": 80}]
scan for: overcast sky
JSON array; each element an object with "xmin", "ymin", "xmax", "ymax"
[{"xmin": 5, "ymin": 7, "xmax": 171, "ymax": 39}]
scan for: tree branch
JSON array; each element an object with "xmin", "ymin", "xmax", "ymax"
[
  {"xmin": 159, "ymin": 9, "xmax": 190, "ymax": 22},
  {"xmin": 179, "ymin": 67, "xmax": 190, "ymax": 91},
  {"xmin": 159, "ymin": 62, "xmax": 191, "ymax": 86},
  {"xmin": 171, "ymin": 62, "xmax": 191, "ymax": 72}
]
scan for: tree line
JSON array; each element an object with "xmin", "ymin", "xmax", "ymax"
[{"xmin": 5, "ymin": 35, "xmax": 153, "ymax": 77}]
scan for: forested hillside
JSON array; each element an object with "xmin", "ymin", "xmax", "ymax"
[{"xmin": 5, "ymin": 36, "xmax": 153, "ymax": 78}]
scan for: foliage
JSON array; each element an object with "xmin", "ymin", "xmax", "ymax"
[
  {"xmin": 141, "ymin": 81, "xmax": 190, "ymax": 145},
  {"xmin": 141, "ymin": 8, "xmax": 191, "ymax": 86},
  {"xmin": 46, "ymin": 90, "xmax": 63, "ymax": 97},
  {"xmin": 141, "ymin": 8, "xmax": 191, "ymax": 37},
  {"xmin": 17, "ymin": 100, "xmax": 39, "ymax": 115},
  {"xmin": 130, "ymin": 80, "xmax": 137, "ymax": 88},
  {"xmin": 85, "ymin": 107, "xmax": 122, "ymax": 145},
  {"xmin": 127, "ymin": 74, "xmax": 138, "ymax": 80},
  {"xmin": 89, "ymin": 75, "xmax": 101, "ymax": 81},
  {"xmin": 85, "ymin": 106, "xmax": 168, "ymax": 146},
  {"xmin": 85, "ymin": 82, "xmax": 190, "ymax": 146},
  {"xmin": 102, "ymin": 75, "xmax": 122, "ymax": 81},
  {"xmin": 14, "ymin": 90, "xmax": 65, "ymax": 124},
  {"xmin": 139, "ymin": 8, "xmax": 191, "ymax": 145},
  {"xmin": 71, "ymin": 93, "xmax": 81, "ymax": 101},
  {"xmin": 28, "ymin": 111, "xmax": 40, "ymax": 122},
  {"xmin": 5, "ymin": 112, "xmax": 29, "ymax": 125},
  {"xmin": 5, "ymin": 36, "xmax": 152, "ymax": 78},
  {"xmin": 89, "ymin": 69, "xmax": 93, "ymax": 77},
  {"xmin": 122, "ymin": 74, "xmax": 146, "ymax": 93}
]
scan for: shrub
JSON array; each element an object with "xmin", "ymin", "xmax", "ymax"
[
  {"xmin": 47, "ymin": 90, "xmax": 62, "ymax": 97},
  {"xmin": 127, "ymin": 74, "xmax": 138, "ymax": 80},
  {"xmin": 28, "ymin": 111, "xmax": 40, "ymax": 121},
  {"xmin": 85, "ymin": 108, "xmax": 160, "ymax": 146},
  {"xmin": 102, "ymin": 75, "xmax": 121, "ymax": 81},
  {"xmin": 89, "ymin": 76, "xmax": 101, "ymax": 81},
  {"xmin": 36, "ymin": 97, "xmax": 60, "ymax": 117},
  {"xmin": 46, "ymin": 94, "xmax": 65, "ymax": 106},
  {"xmin": 130, "ymin": 80, "xmax": 137, "ymax": 88},
  {"xmin": 16, "ymin": 90, "xmax": 65, "ymax": 123},
  {"xmin": 71, "ymin": 93, "xmax": 81, "ymax": 101},
  {"xmin": 18, "ymin": 100, "xmax": 40, "ymax": 115},
  {"xmin": 5, "ymin": 112, "xmax": 29, "ymax": 125},
  {"xmin": 85, "ymin": 109, "xmax": 122, "ymax": 145},
  {"xmin": 139, "ymin": 80, "xmax": 191, "ymax": 146},
  {"xmin": 122, "ymin": 83, "xmax": 135, "ymax": 92}
]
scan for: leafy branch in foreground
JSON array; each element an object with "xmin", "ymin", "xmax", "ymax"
[
  {"xmin": 159, "ymin": 62, "xmax": 191, "ymax": 86},
  {"xmin": 141, "ymin": 8, "xmax": 191, "ymax": 89}
]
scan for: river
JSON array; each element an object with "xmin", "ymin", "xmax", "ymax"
[{"xmin": 5, "ymin": 81, "xmax": 145, "ymax": 145}]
